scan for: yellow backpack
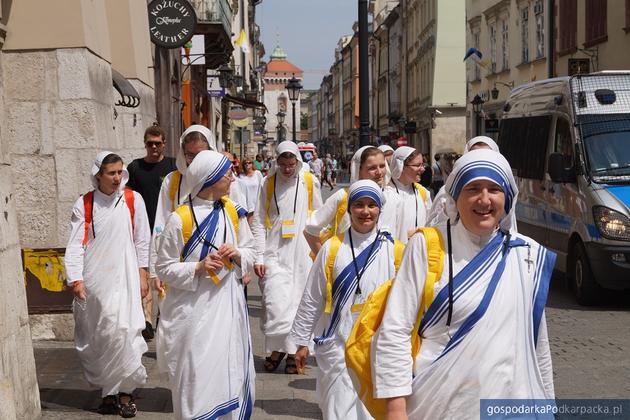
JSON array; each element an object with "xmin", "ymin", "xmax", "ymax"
[
  {"xmin": 264, "ymin": 171, "xmax": 314, "ymax": 230},
  {"xmin": 344, "ymin": 227, "xmax": 444, "ymax": 420},
  {"xmin": 168, "ymin": 170, "xmax": 183, "ymax": 211},
  {"xmin": 319, "ymin": 189, "xmax": 349, "ymax": 245}
]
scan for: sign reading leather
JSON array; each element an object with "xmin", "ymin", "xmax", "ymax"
[{"xmin": 148, "ymin": 0, "xmax": 197, "ymax": 48}]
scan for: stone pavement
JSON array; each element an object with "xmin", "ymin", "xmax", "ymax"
[{"xmin": 36, "ymin": 279, "xmax": 322, "ymax": 419}]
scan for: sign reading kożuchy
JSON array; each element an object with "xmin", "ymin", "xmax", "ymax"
[{"xmin": 148, "ymin": 0, "xmax": 197, "ymax": 49}]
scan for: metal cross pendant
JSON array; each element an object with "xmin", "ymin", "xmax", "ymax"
[{"xmin": 525, "ymin": 245, "xmax": 534, "ymax": 273}]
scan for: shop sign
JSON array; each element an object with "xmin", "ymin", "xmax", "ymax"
[{"xmin": 148, "ymin": 0, "xmax": 197, "ymax": 48}]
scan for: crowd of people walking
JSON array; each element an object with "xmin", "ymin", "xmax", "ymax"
[{"xmin": 64, "ymin": 124, "xmax": 556, "ymax": 420}]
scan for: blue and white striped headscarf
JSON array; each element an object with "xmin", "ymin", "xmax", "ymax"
[
  {"xmin": 181, "ymin": 150, "xmax": 232, "ymax": 198},
  {"xmin": 445, "ymin": 149, "xmax": 518, "ymax": 230},
  {"xmin": 348, "ymin": 179, "xmax": 385, "ymax": 211}
]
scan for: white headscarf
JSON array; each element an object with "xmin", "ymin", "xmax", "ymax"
[
  {"xmin": 464, "ymin": 136, "xmax": 499, "ymax": 153},
  {"xmin": 176, "ymin": 125, "xmax": 217, "ymax": 173},
  {"xmin": 378, "ymin": 144, "xmax": 394, "ymax": 154},
  {"xmin": 349, "ymin": 145, "xmax": 392, "ymax": 184},
  {"xmin": 347, "ymin": 179, "xmax": 385, "ymax": 210},
  {"xmin": 389, "ymin": 146, "xmax": 417, "ymax": 181},
  {"xmin": 269, "ymin": 141, "xmax": 303, "ymax": 177},
  {"xmin": 444, "ymin": 149, "xmax": 518, "ymax": 232},
  {"xmin": 180, "ymin": 150, "xmax": 232, "ymax": 199},
  {"xmin": 90, "ymin": 150, "xmax": 129, "ymax": 191}
]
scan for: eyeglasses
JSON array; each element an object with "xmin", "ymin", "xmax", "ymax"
[
  {"xmin": 145, "ymin": 141, "xmax": 164, "ymax": 147},
  {"xmin": 277, "ymin": 162, "xmax": 298, "ymax": 170},
  {"xmin": 404, "ymin": 163, "xmax": 424, "ymax": 169}
]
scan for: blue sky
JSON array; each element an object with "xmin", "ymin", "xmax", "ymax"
[{"xmin": 256, "ymin": 0, "xmax": 358, "ymax": 90}]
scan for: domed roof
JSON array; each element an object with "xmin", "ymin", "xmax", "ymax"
[{"xmin": 270, "ymin": 45, "xmax": 287, "ymax": 60}]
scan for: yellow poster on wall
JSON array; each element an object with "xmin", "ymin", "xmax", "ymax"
[{"xmin": 22, "ymin": 249, "xmax": 67, "ymax": 292}]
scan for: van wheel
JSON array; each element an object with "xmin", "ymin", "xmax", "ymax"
[{"xmin": 571, "ymin": 243, "xmax": 600, "ymax": 306}]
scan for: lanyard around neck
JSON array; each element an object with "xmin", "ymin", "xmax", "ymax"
[
  {"xmin": 392, "ymin": 180, "xmax": 419, "ymax": 227},
  {"xmin": 273, "ymin": 174, "xmax": 299, "ymax": 218},
  {"xmin": 188, "ymin": 195, "xmax": 226, "ymax": 252},
  {"xmin": 348, "ymin": 229, "xmax": 380, "ymax": 296}
]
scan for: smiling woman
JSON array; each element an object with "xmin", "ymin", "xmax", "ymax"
[{"xmin": 372, "ymin": 149, "xmax": 558, "ymax": 420}]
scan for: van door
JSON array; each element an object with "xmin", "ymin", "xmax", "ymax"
[
  {"xmin": 546, "ymin": 116, "xmax": 578, "ymax": 260},
  {"xmin": 499, "ymin": 116, "xmax": 552, "ymax": 246}
]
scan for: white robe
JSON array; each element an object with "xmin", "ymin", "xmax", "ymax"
[
  {"xmin": 291, "ymin": 228, "xmax": 397, "ymax": 420},
  {"xmin": 238, "ymin": 171, "xmax": 264, "ymax": 213},
  {"xmin": 64, "ymin": 188, "xmax": 150, "ymax": 397},
  {"xmin": 251, "ymin": 169, "xmax": 323, "ymax": 353},
  {"xmin": 372, "ymin": 221, "xmax": 555, "ymax": 419},
  {"xmin": 155, "ymin": 196, "xmax": 256, "ymax": 420},
  {"xmin": 390, "ymin": 181, "xmax": 432, "ymax": 243},
  {"xmin": 304, "ymin": 186, "xmax": 402, "ymax": 240}
]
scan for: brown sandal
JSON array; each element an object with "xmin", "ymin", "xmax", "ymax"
[
  {"xmin": 284, "ymin": 354, "xmax": 298, "ymax": 374},
  {"xmin": 263, "ymin": 351, "xmax": 286, "ymax": 372}
]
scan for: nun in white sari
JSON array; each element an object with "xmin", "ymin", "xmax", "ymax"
[
  {"xmin": 155, "ymin": 150, "xmax": 255, "ymax": 420},
  {"xmin": 64, "ymin": 151, "xmax": 150, "ymax": 415},
  {"xmin": 304, "ymin": 146, "xmax": 402, "ymax": 255},
  {"xmin": 250, "ymin": 141, "xmax": 323, "ymax": 372},
  {"xmin": 373, "ymin": 149, "xmax": 555, "ymax": 420},
  {"xmin": 291, "ymin": 180, "xmax": 399, "ymax": 420},
  {"xmin": 388, "ymin": 146, "xmax": 432, "ymax": 242}
]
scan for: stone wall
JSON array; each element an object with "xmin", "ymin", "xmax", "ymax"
[
  {"xmin": 0, "ymin": 50, "xmax": 41, "ymax": 420},
  {"xmin": 3, "ymin": 47, "xmax": 155, "ymax": 340},
  {"xmin": 431, "ymin": 114, "xmax": 467, "ymax": 156}
]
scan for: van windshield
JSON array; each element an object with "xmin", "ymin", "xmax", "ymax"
[{"xmin": 580, "ymin": 114, "xmax": 630, "ymax": 180}]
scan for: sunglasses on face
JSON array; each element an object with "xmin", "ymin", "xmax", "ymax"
[{"xmin": 145, "ymin": 141, "xmax": 164, "ymax": 147}]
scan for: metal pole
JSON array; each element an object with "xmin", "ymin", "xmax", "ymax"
[
  {"xmin": 292, "ymin": 102, "xmax": 297, "ymax": 141},
  {"xmin": 358, "ymin": 0, "xmax": 370, "ymax": 146},
  {"xmin": 240, "ymin": 127, "xmax": 244, "ymax": 162}
]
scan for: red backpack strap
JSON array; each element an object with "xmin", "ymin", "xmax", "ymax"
[
  {"xmin": 82, "ymin": 191, "xmax": 94, "ymax": 247},
  {"xmin": 124, "ymin": 188, "xmax": 135, "ymax": 230}
]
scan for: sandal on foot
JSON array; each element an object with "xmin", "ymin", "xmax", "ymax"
[
  {"xmin": 284, "ymin": 354, "xmax": 299, "ymax": 374},
  {"xmin": 97, "ymin": 395, "xmax": 119, "ymax": 415},
  {"xmin": 118, "ymin": 392, "xmax": 137, "ymax": 418},
  {"xmin": 263, "ymin": 351, "xmax": 286, "ymax": 372}
]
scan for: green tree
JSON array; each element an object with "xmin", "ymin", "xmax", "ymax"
[{"xmin": 300, "ymin": 113, "xmax": 309, "ymax": 130}]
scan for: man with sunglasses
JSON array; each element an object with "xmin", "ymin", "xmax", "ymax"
[{"xmin": 127, "ymin": 125, "xmax": 176, "ymax": 340}]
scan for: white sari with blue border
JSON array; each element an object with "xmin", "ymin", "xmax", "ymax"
[
  {"xmin": 373, "ymin": 221, "xmax": 556, "ymax": 420},
  {"xmin": 155, "ymin": 196, "xmax": 255, "ymax": 420},
  {"xmin": 291, "ymin": 228, "xmax": 397, "ymax": 420}
]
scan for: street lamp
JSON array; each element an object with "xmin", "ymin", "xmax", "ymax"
[
  {"xmin": 218, "ymin": 64, "xmax": 234, "ymax": 89},
  {"xmin": 276, "ymin": 111, "xmax": 286, "ymax": 141},
  {"xmin": 470, "ymin": 94, "xmax": 485, "ymax": 135},
  {"xmin": 285, "ymin": 75, "xmax": 302, "ymax": 141}
]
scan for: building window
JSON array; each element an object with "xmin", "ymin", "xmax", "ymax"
[
  {"xmin": 559, "ymin": 0, "xmax": 577, "ymax": 53},
  {"xmin": 489, "ymin": 23, "xmax": 497, "ymax": 73},
  {"xmin": 501, "ymin": 19, "xmax": 509, "ymax": 71},
  {"xmin": 521, "ymin": 6, "xmax": 529, "ymax": 63},
  {"xmin": 585, "ymin": 0, "xmax": 607, "ymax": 46},
  {"xmin": 535, "ymin": 0, "xmax": 545, "ymax": 58}
]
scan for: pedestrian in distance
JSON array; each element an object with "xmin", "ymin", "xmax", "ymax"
[
  {"xmin": 155, "ymin": 150, "xmax": 255, "ymax": 420},
  {"xmin": 388, "ymin": 147, "xmax": 432, "ymax": 243},
  {"xmin": 331, "ymin": 154, "xmax": 339, "ymax": 187},
  {"xmin": 239, "ymin": 156, "xmax": 264, "ymax": 222},
  {"xmin": 309, "ymin": 149, "xmax": 324, "ymax": 183},
  {"xmin": 251, "ymin": 141, "xmax": 323, "ymax": 374},
  {"xmin": 322, "ymin": 153, "xmax": 335, "ymax": 190},
  {"xmin": 64, "ymin": 151, "xmax": 151, "ymax": 418},
  {"xmin": 373, "ymin": 149, "xmax": 555, "ymax": 419},
  {"xmin": 291, "ymin": 180, "xmax": 404, "ymax": 420},
  {"xmin": 126, "ymin": 124, "xmax": 176, "ymax": 341}
]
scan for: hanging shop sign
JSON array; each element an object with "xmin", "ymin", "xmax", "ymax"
[{"xmin": 148, "ymin": 0, "xmax": 197, "ymax": 49}]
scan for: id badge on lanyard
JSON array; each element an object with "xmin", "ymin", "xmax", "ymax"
[{"xmin": 281, "ymin": 219, "xmax": 297, "ymax": 238}]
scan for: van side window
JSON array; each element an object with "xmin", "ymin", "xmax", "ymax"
[
  {"xmin": 498, "ymin": 115, "xmax": 551, "ymax": 179},
  {"xmin": 554, "ymin": 118, "xmax": 574, "ymax": 169}
]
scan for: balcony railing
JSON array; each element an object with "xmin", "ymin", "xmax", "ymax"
[{"xmin": 190, "ymin": 0, "xmax": 232, "ymax": 35}]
